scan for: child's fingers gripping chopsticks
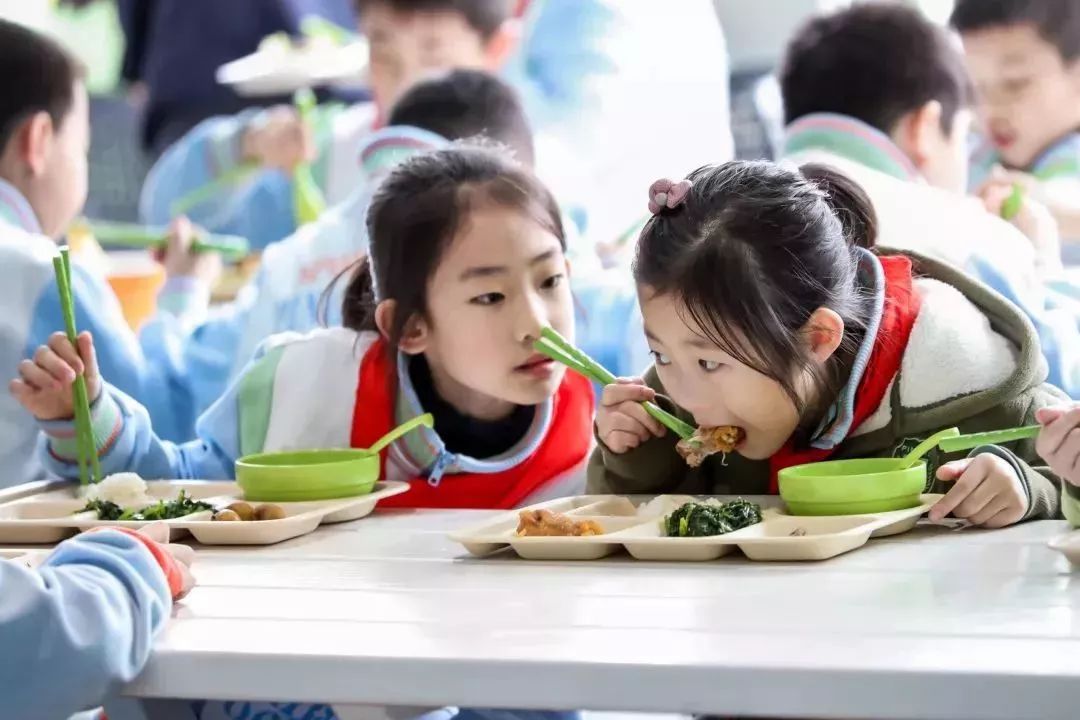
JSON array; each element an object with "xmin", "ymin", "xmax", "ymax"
[
  {"xmin": 9, "ymin": 332, "xmax": 101, "ymax": 421},
  {"xmin": 597, "ymin": 378, "xmax": 667, "ymax": 454}
]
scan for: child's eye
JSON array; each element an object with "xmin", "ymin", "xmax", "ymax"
[
  {"xmin": 650, "ymin": 351, "xmax": 672, "ymax": 367},
  {"xmin": 470, "ymin": 293, "xmax": 505, "ymax": 306},
  {"xmin": 699, "ymin": 359, "xmax": 723, "ymax": 372},
  {"xmin": 541, "ymin": 274, "xmax": 564, "ymax": 290}
]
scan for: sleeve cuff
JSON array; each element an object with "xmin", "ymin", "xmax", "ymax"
[
  {"xmin": 156, "ymin": 275, "xmax": 211, "ymax": 323},
  {"xmin": 207, "ymin": 109, "xmax": 261, "ymax": 176},
  {"xmin": 40, "ymin": 389, "xmax": 125, "ymax": 465}
]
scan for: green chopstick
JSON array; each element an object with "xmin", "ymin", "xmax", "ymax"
[
  {"xmin": 535, "ymin": 327, "xmax": 696, "ymax": 440},
  {"xmin": 1001, "ymin": 183, "xmax": 1024, "ymax": 221},
  {"xmin": 937, "ymin": 425, "xmax": 1040, "ymax": 454},
  {"xmin": 53, "ymin": 248, "xmax": 101, "ymax": 485},
  {"xmin": 169, "ymin": 163, "xmax": 260, "ymax": 217},
  {"xmin": 84, "ymin": 220, "xmax": 250, "ymax": 260},
  {"xmin": 292, "ymin": 88, "xmax": 327, "ymax": 224}
]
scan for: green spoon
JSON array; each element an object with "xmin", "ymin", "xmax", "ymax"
[
  {"xmin": 938, "ymin": 425, "xmax": 1040, "ymax": 454},
  {"xmin": 894, "ymin": 427, "xmax": 961, "ymax": 470},
  {"xmin": 893, "ymin": 425, "xmax": 1041, "ymax": 469},
  {"xmin": 365, "ymin": 413, "xmax": 434, "ymax": 455}
]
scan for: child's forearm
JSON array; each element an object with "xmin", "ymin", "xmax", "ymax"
[
  {"xmin": 38, "ymin": 385, "xmax": 233, "ymax": 482},
  {"xmin": 1, "ymin": 531, "xmax": 171, "ymax": 718}
]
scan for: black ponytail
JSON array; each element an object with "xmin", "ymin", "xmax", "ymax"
[{"xmin": 799, "ymin": 163, "xmax": 878, "ymax": 250}]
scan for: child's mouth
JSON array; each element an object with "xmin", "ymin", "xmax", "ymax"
[
  {"xmin": 990, "ymin": 128, "xmax": 1016, "ymax": 150},
  {"xmin": 515, "ymin": 355, "xmax": 556, "ymax": 379}
]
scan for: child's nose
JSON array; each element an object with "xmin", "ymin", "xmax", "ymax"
[{"xmin": 516, "ymin": 292, "xmax": 547, "ymax": 344}]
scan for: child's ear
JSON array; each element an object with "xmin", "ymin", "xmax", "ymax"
[
  {"xmin": 893, "ymin": 100, "xmax": 943, "ymax": 170},
  {"xmin": 4, "ymin": 113, "xmax": 52, "ymax": 180},
  {"xmin": 484, "ymin": 18, "xmax": 522, "ymax": 69},
  {"xmin": 802, "ymin": 307, "xmax": 845, "ymax": 365},
  {"xmin": 18, "ymin": 112, "xmax": 54, "ymax": 178},
  {"xmin": 375, "ymin": 299, "xmax": 429, "ymax": 355}
]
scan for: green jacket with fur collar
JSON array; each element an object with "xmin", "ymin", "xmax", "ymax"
[{"xmin": 587, "ymin": 251, "xmax": 1068, "ymax": 522}]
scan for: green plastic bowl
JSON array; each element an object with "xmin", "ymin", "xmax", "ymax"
[
  {"xmin": 778, "ymin": 458, "xmax": 926, "ymax": 516},
  {"xmin": 235, "ymin": 449, "xmax": 380, "ymax": 502}
]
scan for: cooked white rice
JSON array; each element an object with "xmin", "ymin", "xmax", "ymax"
[{"xmin": 80, "ymin": 473, "xmax": 152, "ymax": 508}]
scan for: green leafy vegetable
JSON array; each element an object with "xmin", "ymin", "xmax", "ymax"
[
  {"xmin": 79, "ymin": 490, "xmax": 212, "ymax": 521},
  {"xmin": 80, "ymin": 499, "xmax": 124, "ymax": 521},
  {"xmin": 664, "ymin": 499, "xmax": 763, "ymax": 538}
]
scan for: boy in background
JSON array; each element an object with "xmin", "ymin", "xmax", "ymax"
[
  {"xmin": 139, "ymin": 0, "xmax": 733, "ymax": 253},
  {"xmin": 951, "ymin": 0, "xmax": 1080, "ymax": 257},
  {"xmin": 0, "ymin": 19, "xmax": 216, "ymax": 486},
  {"xmin": 779, "ymin": 2, "xmax": 1080, "ymax": 396}
]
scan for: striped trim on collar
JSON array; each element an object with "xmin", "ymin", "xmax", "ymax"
[
  {"xmin": 783, "ymin": 113, "xmax": 920, "ymax": 182},
  {"xmin": 0, "ymin": 179, "xmax": 42, "ymax": 234}
]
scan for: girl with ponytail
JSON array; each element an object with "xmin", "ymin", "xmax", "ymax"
[
  {"xmin": 590, "ymin": 160, "xmax": 1067, "ymax": 528},
  {"xmin": 26, "ymin": 143, "xmax": 595, "ymax": 510}
]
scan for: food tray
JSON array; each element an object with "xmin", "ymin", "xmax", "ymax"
[
  {"xmin": 0, "ymin": 480, "xmax": 408, "ymax": 546},
  {"xmin": 449, "ymin": 494, "xmax": 942, "ymax": 562}
]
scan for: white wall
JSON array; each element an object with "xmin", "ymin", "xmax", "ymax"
[
  {"xmin": 714, "ymin": 0, "xmax": 853, "ymax": 72},
  {"xmin": 715, "ymin": 0, "xmax": 948, "ymax": 73}
]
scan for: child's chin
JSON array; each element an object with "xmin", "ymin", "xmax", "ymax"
[{"xmin": 505, "ymin": 376, "xmax": 563, "ymax": 406}]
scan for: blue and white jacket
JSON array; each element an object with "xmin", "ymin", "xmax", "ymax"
[
  {"xmin": 0, "ymin": 181, "xmax": 207, "ymax": 487},
  {"xmin": 1, "ymin": 530, "xmax": 171, "ymax": 720}
]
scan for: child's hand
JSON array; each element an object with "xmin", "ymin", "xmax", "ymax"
[
  {"xmin": 978, "ymin": 171, "xmax": 1062, "ymax": 276},
  {"xmin": 929, "ymin": 454, "xmax": 1028, "ymax": 527},
  {"xmin": 1035, "ymin": 405, "xmax": 1080, "ymax": 489},
  {"xmin": 155, "ymin": 216, "xmax": 223, "ymax": 287},
  {"xmin": 241, "ymin": 105, "xmax": 314, "ymax": 172},
  {"xmin": 596, "ymin": 378, "xmax": 666, "ymax": 453},
  {"xmin": 9, "ymin": 332, "xmax": 101, "ymax": 421},
  {"xmin": 138, "ymin": 522, "xmax": 196, "ymax": 601}
]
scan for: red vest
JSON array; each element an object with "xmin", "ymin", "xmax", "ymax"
[
  {"xmin": 350, "ymin": 340, "xmax": 595, "ymax": 509},
  {"xmin": 768, "ymin": 255, "xmax": 922, "ymax": 491}
]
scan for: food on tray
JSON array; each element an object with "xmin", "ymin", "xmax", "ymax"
[
  {"xmin": 516, "ymin": 509, "xmax": 604, "ymax": 537},
  {"xmin": 81, "ymin": 490, "xmax": 212, "ymax": 522},
  {"xmin": 225, "ymin": 501, "xmax": 255, "ymax": 521},
  {"xmin": 254, "ymin": 503, "xmax": 287, "ymax": 521},
  {"xmin": 81, "ymin": 472, "xmax": 154, "ymax": 508},
  {"xmin": 212, "ymin": 503, "xmax": 286, "ymax": 522},
  {"xmin": 664, "ymin": 498, "xmax": 762, "ymax": 538},
  {"xmin": 676, "ymin": 425, "xmax": 744, "ymax": 468}
]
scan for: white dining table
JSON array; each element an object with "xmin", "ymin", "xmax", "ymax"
[{"xmin": 53, "ymin": 501, "xmax": 1076, "ymax": 720}]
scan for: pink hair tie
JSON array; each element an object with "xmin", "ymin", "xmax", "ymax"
[{"xmin": 648, "ymin": 178, "xmax": 693, "ymax": 214}]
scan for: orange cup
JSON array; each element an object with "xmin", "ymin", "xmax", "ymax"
[{"xmin": 105, "ymin": 251, "xmax": 165, "ymax": 331}]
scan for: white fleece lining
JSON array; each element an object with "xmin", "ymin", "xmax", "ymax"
[
  {"xmin": 262, "ymin": 327, "xmax": 374, "ymax": 452},
  {"xmin": 852, "ymin": 278, "xmax": 1018, "ymax": 436}
]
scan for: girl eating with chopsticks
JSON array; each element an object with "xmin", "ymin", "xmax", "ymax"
[
  {"xmin": 590, "ymin": 161, "xmax": 1068, "ymax": 528},
  {"xmin": 16, "ymin": 144, "xmax": 594, "ymax": 509}
]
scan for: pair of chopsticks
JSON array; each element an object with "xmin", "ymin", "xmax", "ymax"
[
  {"xmin": 171, "ymin": 89, "xmax": 327, "ymax": 225},
  {"xmin": 534, "ymin": 327, "xmax": 696, "ymax": 440},
  {"xmin": 53, "ymin": 247, "xmax": 101, "ymax": 485},
  {"xmin": 83, "ymin": 220, "xmax": 250, "ymax": 260}
]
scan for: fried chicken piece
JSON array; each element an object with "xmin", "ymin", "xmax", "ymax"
[
  {"xmin": 676, "ymin": 425, "xmax": 745, "ymax": 468},
  {"xmin": 515, "ymin": 509, "xmax": 604, "ymax": 537}
]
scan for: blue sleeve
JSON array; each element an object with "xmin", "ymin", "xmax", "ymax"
[
  {"xmin": 37, "ymin": 343, "xmax": 288, "ymax": 482},
  {"xmin": 503, "ymin": 0, "xmax": 619, "ymax": 130},
  {"xmin": 39, "ymin": 384, "xmax": 235, "ymax": 482},
  {"xmin": 969, "ymin": 257, "xmax": 1080, "ymax": 396},
  {"xmin": 1, "ymin": 531, "xmax": 170, "ymax": 719},
  {"xmin": 138, "ymin": 282, "xmax": 259, "ymax": 427},
  {"xmin": 138, "ymin": 115, "xmax": 297, "ymax": 251},
  {"xmin": 27, "ymin": 263, "xmax": 197, "ymax": 442}
]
